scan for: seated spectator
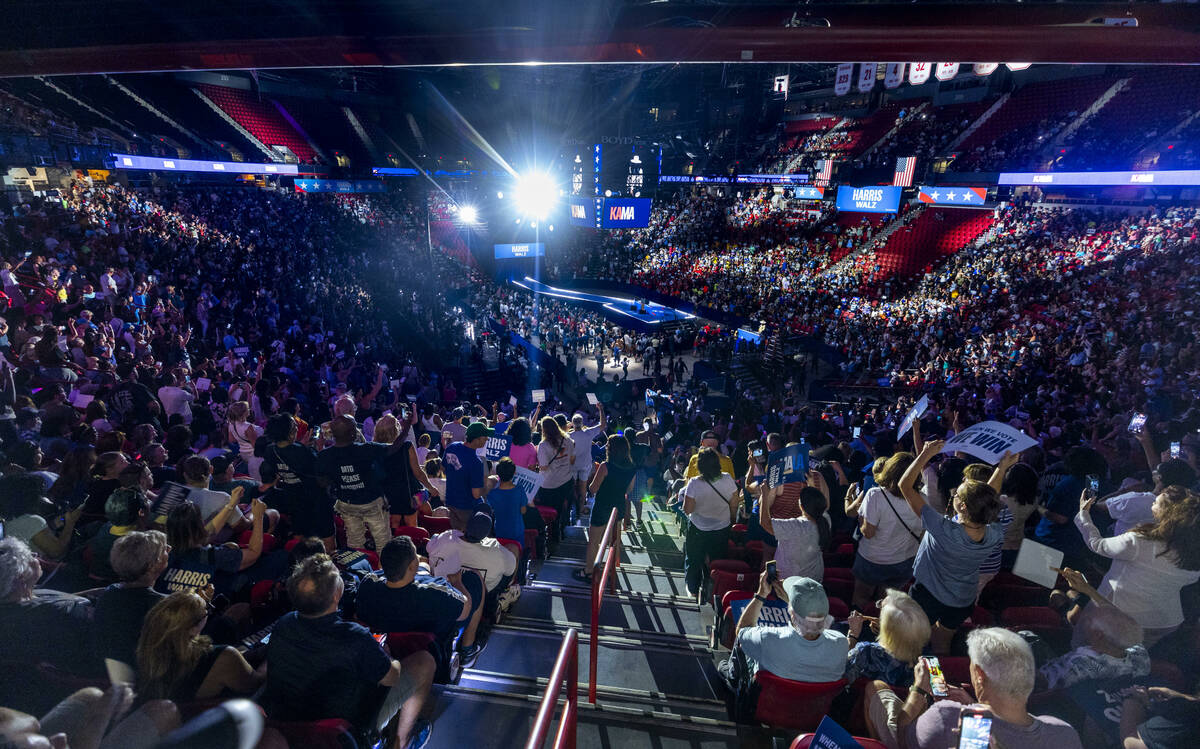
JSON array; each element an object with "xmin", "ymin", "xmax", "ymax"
[
  {"xmin": 728, "ymin": 572, "xmax": 849, "ymax": 683},
  {"xmin": 158, "ymin": 498, "xmax": 282, "ymax": 598},
  {"xmin": 427, "ymin": 512, "xmax": 517, "ymax": 596},
  {"xmin": 0, "ymin": 684, "xmax": 179, "ymax": 749},
  {"xmin": 85, "ymin": 487, "xmax": 152, "ymax": 582},
  {"xmin": 179, "ymin": 456, "xmax": 253, "ymax": 542},
  {"xmin": 0, "ymin": 472, "xmax": 83, "ymax": 560},
  {"xmin": 357, "ymin": 536, "xmax": 482, "ymax": 658},
  {"xmin": 83, "ymin": 452, "xmax": 130, "ymax": 516},
  {"xmin": 95, "ymin": 530, "xmax": 169, "ymax": 669},
  {"xmin": 864, "ymin": 628, "xmax": 1083, "ymax": 749},
  {"xmin": 1120, "ymin": 686, "xmax": 1200, "ymax": 749},
  {"xmin": 136, "ymin": 591, "xmax": 264, "ymax": 702},
  {"xmin": 0, "ymin": 537, "xmax": 97, "ymax": 676},
  {"xmin": 1038, "ymin": 584, "xmax": 1149, "ymax": 690},
  {"xmin": 260, "ymin": 554, "xmax": 435, "ymax": 749},
  {"xmin": 845, "ymin": 588, "xmax": 932, "ymax": 688},
  {"xmin": 207, "ymin": 453, "xmax": 258, "ymax": 499}
]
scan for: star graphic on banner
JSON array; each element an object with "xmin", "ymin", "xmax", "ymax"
[
  {"xmin": 947, "ymin": 191, "xmax": 957, "ymax": 201},
  {"xmin": 930, "ymin": 191, "xmax": 940, "ymax": 200}
]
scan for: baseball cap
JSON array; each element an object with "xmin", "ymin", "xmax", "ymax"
[
  {"xmin": 464, "ymin": 512, "xmax": 493, "ymax": 542},
  {"xmin": 465, "ymin": 422, "xmax": 494, "ymax": 442},
  {"xmin": 700, "ymin": 430, "xmax": 718, "ymax": 442},
  {"xmin": 783, "ymin": 576, "xmax": 829, "ymax": 619}
]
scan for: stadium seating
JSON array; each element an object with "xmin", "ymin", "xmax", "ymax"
[
  {"xmin": 197, "ymin": 84, "xmax": 318, "ymax": 162},
  {"xmin": 753, "ymin": 673, "xmax": 847, "ymax": 732},
  {"xmin": 858, "ymin": 207, "xmax": 994, "ymax": 286}
]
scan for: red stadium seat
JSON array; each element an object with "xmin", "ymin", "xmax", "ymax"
[
  {"xmin": 827, "ymin": 596, "xmax": 850, "ymax": 620},
  {"xmin": 937, "ymin": 656, "xmax": 973, "ymax": 690},
  {"xmin": 1000, "ymin": 606, "xmax": 1071, "ymax": 651},
  {"xmin": 710, "ymin": 567, "xmax": 756, "ymax": 612},
  {"xmin": 418, "ymin": 515, "xmax": 452, "ymax": 535},
  {"xmin": 710, "ymin": 559, "xmax": 752, "ymax": 575},
  {"xmin": 392, "ymin": 526, "xmax": 430, "ymax": 553},
  {"xmin": 753, "ymin": 672, "xmax": 847, "ymax": 732},
  {"xmin": 350, "ymin": 548, "xmax": 381, "ymax": 570},
  {"xmin": 268, "ymin": 719, "xmax": 358, "ymax": 749},
  {"xmin": 387, "ymin": 632, "xmax": 436, "ymax": 660},
  {"xmin": 237, "ymin": 531, "xmax": 278, "ymax": 554}
]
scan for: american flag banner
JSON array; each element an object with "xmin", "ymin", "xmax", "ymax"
[
  {"xmin": 893, "ymin": 156, "xmax": 917, "ymax": 187},
  {"xmin": 816, "ymin": 159, "xmax": 834, "ymax": 186}
]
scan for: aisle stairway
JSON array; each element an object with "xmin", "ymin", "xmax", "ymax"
[{"xmin": 427, "ymin": 506, "xmax": 753, "ymax": 748}]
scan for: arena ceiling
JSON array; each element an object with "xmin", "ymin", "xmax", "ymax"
[{"xmin": 3, "ymin": 1, "xmax": 1200, "ymax": 77}]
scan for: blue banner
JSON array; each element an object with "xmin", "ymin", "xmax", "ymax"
[
  {"xmin": 371, "ymin": 167, "xmax": 421, "ymax": 176},
  {"xmin": 568, "ymin": 198, "xmax": 596, "ymax": 227},
  {"xmin": 810, "ymin": 716, "xmax": 866, "ymax": 749},
  {"xmin": 728, "ymin": 596, "xmax": 791, "ymax": 627},
  {"xmin": 767, "ymin": 443, "xmax": 809, "ymax": 488},
  {"xmin": 494, "ymin": 243, "xmax": 546, "ymax": 259},
  {"xmin": 599, "ymin": 198, "xmax": 653, "ymax": 228},
  {"xmin": 998, "ymin": 169, "xmax": 1200, "ymax": 187},
  {"xmin": 835, "ymin": 185, "xmax": 902, "ymax": 213},
  {"xmin": 294, "ymin": 179, "xmax": 386, "ymax": 194},
  {"xmin": 484, "ymin": 434, "xmax": 512, "ymax": 461},
  {"xmin": 792, "ymin": 186, "xmax": 825, "ymax": 200},
  {"xmin": 918, "ymin": 185, "xmax": 986, "ymax": 205},
  {"xmin": 111, "ymin": 153, "xmax": 298, "ymax": 175}
]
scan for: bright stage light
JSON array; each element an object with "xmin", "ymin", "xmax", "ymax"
[
  {"xmin": 513, "ymin": 173, "xmax": 557, "ymax": 220},
  {"xmin": 497, "ymin": 191, "xmax": 504, "ymax": 199},
  {"xmin": 457, "ymin": 205, "xmax": 478, "ymax": 223}
]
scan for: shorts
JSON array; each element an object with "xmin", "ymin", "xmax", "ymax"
[
  {"xmin": 575, "ymin": 464, "xmax": 592, "ymax": 483},
  {"xmin": 371, "ymin": 664, "xmax": 421, "ymax": 732},
  {"xmin": 910, "ymin": 582, "xmax": 975, "ymax": 630},
  {"xmin": 866, "ymin": 684, "xmax": 903, "ymax": 749},
  {"xmin": 852, "ymin": 554, "xmax": 915, "ymax": 588}
]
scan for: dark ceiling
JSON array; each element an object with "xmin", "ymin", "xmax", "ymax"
[{"xmin": 3, "ymin": 1, "xmax": 1200, "ymax": 77}]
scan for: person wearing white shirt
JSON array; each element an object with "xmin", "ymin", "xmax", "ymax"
[
  {"xmin": 682, "ymin": 448, "xmax": 740, "ymax": 598},
  {"xmin": 1098, "ymin": 459, "xmax": 1194, "ymax": 536},
  {"xmin": 569, "ymin": 405, "xmax": 606, "ymax": 516},
  {"xmin": 157, "ymin": 373, "xmax": 195, "ymax": 425}
]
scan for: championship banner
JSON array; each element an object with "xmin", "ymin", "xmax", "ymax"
[
  {"xmin": 973, "ymin": 63, "xmax": 999, "ymax": 76},
  {"xmin": 294, "ymin": 179, "xmax": 386, "ymax": 194},
  {"xmin": 836, "ymin": 185, "xmax": 902, "ymax": 214},
  {"xmin": 934, "ymin": 63, "xmax": 960, "ymax": 81},
  {"xmin": 767, "ymin": 443, "xmax": 810, "ymax": 488},
  {"xmin": 857, "ymin": 63, "xmax": 877, "ymax": 93},
  {"xmin": 792, "ymin": 186, "xmax": 825, "ymax": 200},
  {"xmin": 918, "ymin": 186, "xmax": 987, "ymax": 205},
  {"xmin": 512, "ymin": 466, "xmax": 545, "ymax": 502},
  {"xmin": 884, "ymin": 63, "xmax": 905, "ymax": 89},
  {"xmin": 484, "ymin": 434, "xmax": 512, "ymax": 461},
  {"xmin": 941, "ymin": 421, "xmax": 1038, "ymax": 464},
  {"xmin": 909, "ymin": 63, "xmax": 932, "ymax": 86},
  {"xmin": 834, "ymin": 63, "xmax": 854, "ymax": 96}
]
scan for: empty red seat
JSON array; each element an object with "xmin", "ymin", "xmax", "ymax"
[
  {"xmin": 710, "ymin": 559, "xmax": 752, "ymax": 575},
  {"xmin": 711, "ymin": 567, "xmax": 757, "ymax": 611},
  {"xmin": 418, "ymin": 514, "xmax": 452, "ymax": 535},
  {"xmin": 753, "ymin": 672, "xmax": 847, "ymax": 732},
  {"xmin": 391, "ymin": 526, "xmax": 430, "ymax": 553},
  {"xmin": 386, "ymin": 631, "xmax": 436, "ymax": 659}
]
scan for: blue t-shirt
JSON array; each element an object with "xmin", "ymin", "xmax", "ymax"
[
  {"xmin": 487, "ymin": 486, "xmax": 528, "ymax": 544},
  {"xmin": 443, "ymin": 441, "xmax": 485, "ymax": 510},
  {"xmin": 1035, "ymin": 475, "xmax": 1085, "ymax": 552},
  {"xmin": 913, "ymin": 503, "xmax": 1002, "ymax": 608}
]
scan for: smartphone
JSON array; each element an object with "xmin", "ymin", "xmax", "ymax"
[
  {"xmin": 853, "ymin": 426, "xmax": 862, "ymax": 439},
  {"xmin": 1087, "ymin": 475, "xmax": 1100, "ymax": 493},
  {"xmin": 765, "ymin": 560, "xmax": 778, "ymax": 585},
  {"xmin": 923, "ymin": 656, "xmax": 949, "ymax": 697},
  {"xmin": 1171, "ymin": 441, "xmax": 1181, "ymax": 459},
  {"xmin": 1128, "ymin": 412, "xmax": 1147, "ymax": 434},
  {"xmin": 956, "ymin": 709, "xmax": 993, "ymax": 749}
]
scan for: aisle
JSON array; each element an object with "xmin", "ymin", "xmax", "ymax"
[{"xmin": 426, "ymin": 507, "xmax": 750, "ymax": 748}]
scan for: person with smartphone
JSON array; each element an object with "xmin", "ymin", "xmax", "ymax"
[
  {"xmin": 862, "ymin": 628, "xmax": 1082, "ymax": 749},
  {"xmin": 1097, "ymin": 426, "xmax": 1196, "ymax": 536}
]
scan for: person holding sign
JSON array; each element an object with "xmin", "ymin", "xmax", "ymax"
[
  {"xmin": 899, "ymin": 441, "xmax": 1008, "ymax": 654},
  {"xmin": 681, "ymin": 448, "xmax": 740, "ymax": 598},
  {"xmin": 850, "ymin": 452, "xmax": 925, "ymax": 612},
  {"xmin": 578, "ymin": 435, "xmax": 637, "ymax": 584},
  {"xmin": 535, "ymin": 417, "xmax": 576, "ymax": 539}
]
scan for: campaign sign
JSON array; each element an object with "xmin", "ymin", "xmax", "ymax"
[
  {"xmin": 532, "ymin": 389, "xmax": 547, "ymax": 403},
  {"xmin": 942, "ymin": 420, "xmax": 1038, "ymax": 463},
  {"xmin": 835, "ymin": 185, "xmax": 902, "ymax": 214},
  {"xmin": 645, "ymin": 389, "xmax": 658, "ymax": 408},
  {"xmin": 767, "ymin": 443, "xmax": 809, "ymax": 488},
  {"xmin": 494, "ymin": 243, "xmax": 546, "ymax": 260},
  {"xmin": 896, "ymin": 394, "xmax": 930, "ymax": 440},
  {"xmin": 917, "ymin": 186, "xmax": 987, "ymax": 206},
  {"xmin": 484, "ymin": 434, "xmax": 512, "ymax": 461},
  {"xmin": 512, "ymin": 466, "xmax": 545, "ymax": 503},
  {"xmin": 728, "ymin": 596, "xmax": 791, "ymax": 628},
  {"xmin": 809, "ymin": 716, "xmax": 866, "ymax": 749},
  {"xmin": 294, "ymin": 179, "xmax": 386, "ymax": 194},
  {"xmin": 568, "ymin": 198, "xmax": 595, "ymax": 227},
  {"xmin": 599, "ymin": 198, "xmax": 652, "ymax": 229},
  {"xmin": 586, "ymin": 392, "xmax": 600, "ymax": 406}
]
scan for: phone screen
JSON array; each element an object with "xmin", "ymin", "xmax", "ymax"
[
  {"xmin": 853, "ymin": 426, "xmax": 862, "ymax": 439},
  {"xmin": 1128, "ymin": 413, "xmax": 1147, "ymax": 433},
  {"xmin": 958, "ymin": 712, "xmax": 993, "ymax": 749},
  {"xmin": 1087, "ymin": 475, "xmax": 1100, "ymax": 493},
  {"xmin": 924, "ymin": 656, "xmax": 949, "ymax": 697},
  {"xmin": 765, "ymin": 560, "xmax": 778, "ymax": 584},
  {"xmin": 1171, "ymin": 442, "xmax": 1181, "ymax": 459}
]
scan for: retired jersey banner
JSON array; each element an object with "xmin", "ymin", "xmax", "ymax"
[
  {"xmin": 909, "ymin": 62, "xmax": 932, "ymax": 86},
  {"xmin": 884, "ymin": 63, "xmax": 905, "ymax": 89},
  {"xmin": 942, "ymin": 421, "xmax": 1039, "ymax": 464},
  {"xmin": 836, "ymin": 185, "xmax": 902, "ymax": 214},
  {"xmin": 935, "ymin": 63, "xmax": 960, "ymax": 81},
  {"xmin": 834, "ymin": 63, "xmax": 854, "ymax": 95},
  {"xmin": 973, "ymin": 63, "xmax": 999, "ymax": 76},
  {"xmin": 917, "ymin": 186, "xmax": 987, "ymax": 205},
  {"xmin": 858, "ymin": 63, "xmax": 877, "ymax": 92}
]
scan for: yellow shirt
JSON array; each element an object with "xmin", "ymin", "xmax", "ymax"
[{"xmin": 684, "ymin": 452, "xmax": 735, "ymax": 480}]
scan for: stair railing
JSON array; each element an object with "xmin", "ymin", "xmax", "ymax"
[
  {"xmin": 589, "ymin": 507, "xmax": 621, "ymax": 703},
  {"xmin": 524, "ymin": 628, "xmax": 579, "ymax": 749}
]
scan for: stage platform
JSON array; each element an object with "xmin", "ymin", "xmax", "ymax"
[{"xmin": 510, "ymin": 276, "xmax": 696, "ymax": 326}]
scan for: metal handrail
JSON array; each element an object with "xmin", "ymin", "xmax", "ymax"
[
  {"xmin": 589, "ymin": 507, "xmax": 621, "ymax": 704},
  {"xmin": 524, "ymin": 628, "xmax": 579, "ymax": 749}
]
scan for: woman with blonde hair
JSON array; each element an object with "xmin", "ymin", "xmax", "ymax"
[
  {"xmin": 136, "ymin": 591, "xmax": 264, "ymax": 702},
  {"xmin": 373, "ymin": 412, "xmax": 437, "ymax": 528},
  {"xmin": 536, "ymin": 415, "xmax": 576, "ymax": 539},
  {"xmin": 848, "ymin": 452, "xmax": 925, "ymax": 611},
  {"xmin": 224, "ymin": 401, "xmax": 261, "ymax": 480},
  {"xmin": 845, "ymin": 588, "xmax": 932, "ymax": 687}
]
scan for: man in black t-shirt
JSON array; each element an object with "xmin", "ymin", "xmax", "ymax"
[
  {"xmin": 316, "ymin": 415, "xmax": 394, "ymax": 550},
  {"xmin": 262, "ymin": 554, "xmax": 436, "ymax": 748},
  {"xmin": 262, "ymin": 414, "xmax": 333, "ymax": 548}
]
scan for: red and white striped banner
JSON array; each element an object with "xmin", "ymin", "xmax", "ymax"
[
  {"xmin": 816, "ymin": 159, "xmax": 834, "ymax": 185},
  {"xmin": 935, "ymin": 63, "xmax": 960, "ymax": 81},
  {"xmin": 884, "ymin": 63, "xmax": 905, "ymax": 89},
  {"xmin": 909, "ymin": 62, "xmax": 932, "ymax": 86},
  {"xmin": 834, "ymin": 63, "xmax": 854, "ymax": 95},
  {"xmin": 893, "ymin": 156, "xmax": 917, "ymax": 187},
  {"xmin": 973, "ymin": 63, "xmax": 999, "ymax": 76},
  {"xmin": 857, "ymin": 63, "xmax": 877, "ymax": 93}
]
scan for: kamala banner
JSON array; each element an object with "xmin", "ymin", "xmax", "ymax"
[
  {"xmin": 568, "ymin": 197, "xmax": 595, "ymax": 227},
  {"xmin": 941, "ymin": 420, "xmax": 1039, "ymax": 464},
  {"xmin": 998, "ymin": 169, "xmax": 1200, "ymax": 187},
  {"xmin": 836, "ymin": 185, "xmax": 902, "ymax": 213},
  {"xmin": 599, "ymin": 198, "xmax": 652, "ymax": 228},
  {"xmin": 494, "ymin": 243, "xmax": 546, "ymax": 259},
  {"xmin": 294, "ymin": 179, "xmax": 386, "ymax": 194},
  {"xmin": 767, "ymin": 442, "xmax": 810, "ymax": 488},
  {"xmin": 917, "ymin": 186, "xmax": 987, "ymax": 205}
]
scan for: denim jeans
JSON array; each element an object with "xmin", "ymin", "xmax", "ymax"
[{"xmin": 684, "ymin": 523, "xmax": 729, "ymax": 597}]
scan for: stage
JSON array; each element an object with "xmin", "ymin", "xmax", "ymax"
[{"xmin": 509, "ymin": 276, "xmax": 696, "ymax": 326}]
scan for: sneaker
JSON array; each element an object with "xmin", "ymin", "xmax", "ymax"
[
  {"xmin": 459, "ymin": 642, "xmax": 483, "ymax": 665},
  {"xmin": 405, "ymin": 719, "xmax": 432, "ymax": 749},
  {"xmin": 498, "ymin": 583, "xmax": 522, "ymax": 610}
]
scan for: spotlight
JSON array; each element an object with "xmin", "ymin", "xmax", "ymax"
[
  {"xmin": 497, "ymin": 191, "xmax": 504, "ymax": 199},
  {"xmin": 513, "ymin": 173, "xmax": 557, "ymax": 220},
  {"xmin": 548, "ymin": 224, "xmax": 554, "ymax": 232},
  {"xmin": 604, "ymin": 189, "xmax": 612, "ymax": 198},
  {"xmin": 457, "ymin": 205, "xmax": 478, "ymax": 224}
]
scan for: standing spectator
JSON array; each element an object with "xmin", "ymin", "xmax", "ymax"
[
  {"xmin": 535, "ymin": 417, "xmax": 576, "ymax": 536},
  {"xmin": 95, "ymin": 530, "xmax": 169, "ymax": 669},
  {"xmin": 315, "ymin": 415, "xmax": 394, "ymax": 551},
  {"xmin": 579, "ymin": 434, "xmax": 636, "ymax": 583},
  {"xmin": 441, "ymin": 422, "xmax": 494, "ymax": 532},
  {"xmin": 681, "ymin": 447, "xmax": 739, "ymax": 598},
  {"xmin": 850, "ymin": 453, "xmax": 925, "ymax": 611}
]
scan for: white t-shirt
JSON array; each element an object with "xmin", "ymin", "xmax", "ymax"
[
  {"xmin": 537, "ymin": 436, "xmax": 577, "ymax": 490},
  {"xmin": 571, "ymin": 425, "xmax": 602, "ymax": 465},
  {"xmin": 157, "ymin": 385, "xmax": 195, "ymax": 424},
  {"xmin": 187, "ymin": 487, "xmax": 238, "ymax": 528},
  {"xmin": 5, "ymin": 514, "xmax": 48, "ymax": 545},
  {"xmin": 858, "ymin": 487, "xmax": 925, "ymax": 565},
  {"xmin": 1105, "ymin": 491, "xmax": 1156, "ymax": 536},
  {"xmin": 772, "ymin": 515, "xmax": 824, "ymax": 581},
  {"xmin": 685, "ymin": 475, "xmax": 737, "ymax": 531}
]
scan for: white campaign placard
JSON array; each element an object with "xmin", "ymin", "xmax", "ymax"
[
  {"xmin": 195, "ymin": 377, "xmax": 211, "ymax": 391},
  {"xmin": 1012, "ymin": 538, "xmax": 1064, "ymax": 589},
  {"xmin": 509, "ymin": 395, "xmax": 519, "ymax": 408},
  {"xmin": 896, "ymin": 394, "xmax": 930, "ymax": 440},
  {"xmin": 532, "ymin": 389, "xmax": 547, "ymax": 404},
  {"xmin": 512, "ymin": 466, "xmax": 545, "ymax": 503},
  {"xmin": 940, "ymin": 420, "xmax": 1038, "ymax": 464},
  {"xmin": 586, "ymin": 393, "xmax": 599, "ymax": 406}
]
